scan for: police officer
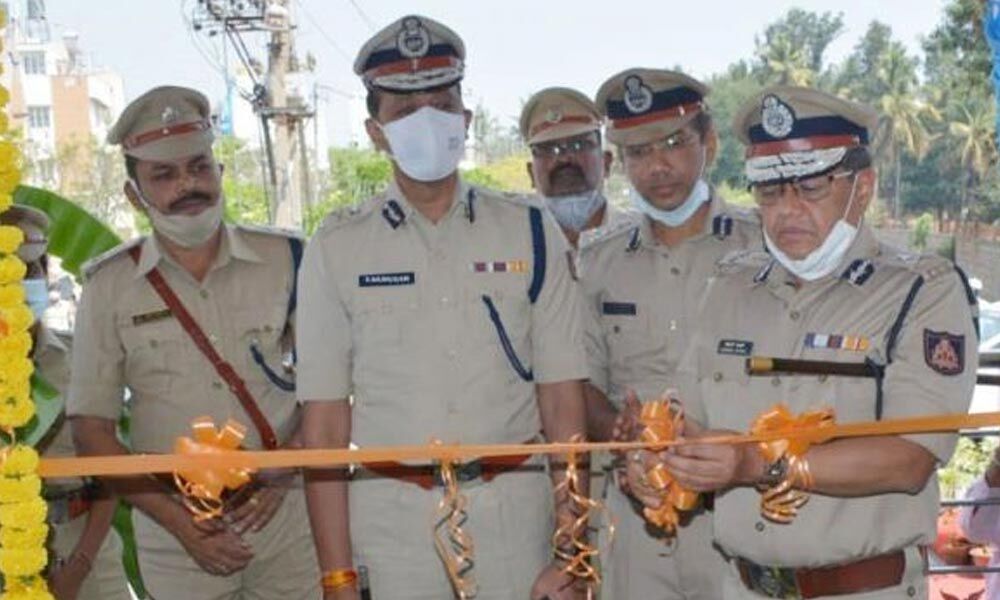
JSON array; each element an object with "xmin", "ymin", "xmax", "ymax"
[
  {"xmin": 67, "ymin": 86, "xmax": 318, "ymax": 599},
  {"xmin": 519, "ymin": 87, "xmax": 623, "ymax": 247},
  {"xmin": 629, "ymin": 86, "xmax": 978, "ymax": 598},
  {"xmin": 4, "ymin": 205, "xmax": 129, "ymax": 600},
  {"xmin": 297, "ymin": 15, "xmax": 588, "ymax": 600},
  {"xmin": 582, "ymin": 68, "xmax": 758, "ymax": 599}
]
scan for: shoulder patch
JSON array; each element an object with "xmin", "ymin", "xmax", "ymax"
[
  {"xmin": 235, "ymin": 223, "xmax": 304, "ymax": 240},
  {"xmin": 82, "ymin": 237, "xmax": 145, "ymax": 279},
  {"xmin": 878, "ymin": 245, "xmax": 954, "ymax": 282},
  {"xmin": 482, "ymin": 188, "xmax": 543, "ymax": 209}
]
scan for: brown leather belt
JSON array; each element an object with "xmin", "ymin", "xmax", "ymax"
[
  {"xmin": 736, "ymin": 549, "xmax": 906, "ymax": 599},
  {"xmin": 365, "ymin": 452, "xmax": 536, "ymax": 491}
]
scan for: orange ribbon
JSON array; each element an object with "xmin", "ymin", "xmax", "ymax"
[
  {"xmin": 637, "ymin": 400, "xmax": 699, "ymax": 534},
  {"xmin": 750, "ymin": 404, "xmax": 835, "ymax": 523},
  {"xmin": 552, "ymin": 435, "xmax": 612, "ymax": 591},
  {"xmin": 431, "ymin": 456, "xmax": 477, "ymax": 599},
  {"xmin": 173, "ymin": 416, "xmax": 255, "ymax": 521}
]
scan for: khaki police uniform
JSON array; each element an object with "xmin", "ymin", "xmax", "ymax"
[
  {"xmin": 581, "ymin": 68, "xmax": 752, "ymax": 599},
  {"xmin": 37, "ymin": 326, "xmax": 130, "ymax": 600},
  {"xmin": 673, "ymin": 86, "xmax": 979, "ymax": 599},
  {"xmin": 297, "ymin": 178, "xmax": 588, "ymax": 599},
  {"xmin": 66, "ymin": 85, "xmax": 317, "ymax": 600}
]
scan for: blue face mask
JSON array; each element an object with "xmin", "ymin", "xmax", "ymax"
[
  {"xmin": 628, "ymin": 147, "xmax": 710, "ymax": 227},
  {"xmin": 22, "ymin": 278, "xmax": 48, "ymax": 320}
]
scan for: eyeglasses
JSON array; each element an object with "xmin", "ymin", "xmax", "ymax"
[
  {"xmin": 530, "ymin": 137, "xmax": 599, "ymax": 158},
  {"xmin": 622, "ymin": 131, "xmax": 696, "ymax": 161},
  {"xmin": 750, "ymin": 171, "xmax": 856, "ymax": 206}
]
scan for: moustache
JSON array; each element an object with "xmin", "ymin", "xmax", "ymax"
[
  {"xmin": 548, "ymin": 164, "xmax": 585, "ymax": 183},
  {"xmin": 168, "ymin": 192, "xmax": 214, "ymax": 213}
]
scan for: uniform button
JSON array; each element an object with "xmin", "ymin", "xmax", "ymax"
[
  {"xmin": 789, "ymin": 310, "xmax": 800, "ymax": 320},
  {"xmin": 906, "ymin": 586, "xmax": 915, "ymax": 597},
  {"xmin": 448, "ymin": 404, "xmax": 458, "ymax": 414},
  {"xmin": 612, "ymin": 325, "xmax": 621, "ymax": 334},
  {"xmin": 441, "ymin": 296, "xmax": 450, "ymax": 305},
  {"xmin": 209, "ymin": 334, "xmax": 219, "ymax": 344},
  {"xmin": 668, "ymin": 320, "xmax": 677, "ymax": 331},
  {"xmin": 755, "ymin": 522, "xmax": 765, "ymax": 532},
  {"xmin": 771, "ymin": 377, "xmax": 781, "ymax": 387},
  {"xmin": 713, "ymin": 372, "xmax": 723, "ymax": 382},
  {"xmin": 447, "ymin": 349, "xmax": 457, "ymax": 360},
  {"xmin": 200, "ymin": 290, "xmax": 209, "ymax": 299},
  {"xmin": 263, "ymin": 325, "xmax": 273, "ymax": 333},
  {"xmin": 213, "ymin": 381, "xmax": 223, "ymax": 390},
  {"xmin": 670, "ymin": 267, "xmax": 681, "ymax": 276},
  {"xmin": 149, "ymin": 339, "xmax": 158, "ymax": 349},
  {"xmin": 818, "ymin": 374, "xmax": 828, "ymax": 383}
]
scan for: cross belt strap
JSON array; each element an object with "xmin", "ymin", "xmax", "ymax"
[{"xmin": 126, "ymin": 246, "xmax": 278, "ymax": 449}]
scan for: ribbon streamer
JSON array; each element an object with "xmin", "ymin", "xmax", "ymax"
[
  {"xmin": 750, "ymin": 405, "xmax": 834, "ymax": 523},
  {"xmin": 431, "ymin": 457, "xmax": 477, "ymax": 599},
  {"xmin": 552, "ymin": 435, "xmax": 610, "ymax": 592},
  {"xmin": 636, "ymin": 400, "xmax": 700, "ymax": 534},
  {"xmin": 172, "ymin": 417, "xmax": 255, "ymax": 521}
]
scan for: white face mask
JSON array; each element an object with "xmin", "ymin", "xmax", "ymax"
[
  {"xmin": 129, "ymin": 179, "xmax": 223, "ymax": 248},
  {"xmin": 764, "ymin": 175, "xmax": 860, "ymax": 281},
  {"xmin": 628, "ymin": 147, "xmax": 710, "ymax": 227},
  {"xmin": 544, "ymin": 190, "xmax": 605, "ymax": 233},
  {"xmin": 379, "ymin": 106, "xmax": 466, "ymax": 182},
  {"xmin": 22, "ymin": 278, "xmax": 48, "ymax": 320}
]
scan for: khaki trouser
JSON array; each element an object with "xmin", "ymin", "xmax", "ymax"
[
  {"xmin": 721, "ymin": 546, "xmax": 927, "ymax": 599},
  {"xmin": 49, "ymin": 510, "xmax": 130, "ymax": 600},
  {"xmin": 135, "ymin": 485, "xmax": 318, "ymax": 600},
  {"xmin": 350, "ymin": 463, "xmax": 553, "ymax": 599},
  {"xmin": 599, "ymin": 481, "xmax": 725, "ymax": 599}
]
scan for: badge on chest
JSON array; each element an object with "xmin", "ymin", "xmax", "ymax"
[{"xmin": 358, "ymin": 272, "xmax": 416, "ymax": 287}]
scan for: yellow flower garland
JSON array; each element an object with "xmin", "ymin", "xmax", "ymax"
[{"xmin": 0, "ymin": 9, "xmax": 52, "ymax": 598}]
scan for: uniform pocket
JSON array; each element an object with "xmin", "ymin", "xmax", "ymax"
[{"xmin": 117, "ymin": 314, "xmax": 183, "ymax": 397}]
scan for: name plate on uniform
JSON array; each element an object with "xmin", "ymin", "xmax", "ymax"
[
  {"xmin": 718, "ymin": 339, "xmax": 754, "ymax": 356},
  {"xmin": 358, "ymin": 272, "xmax": 416, "ymax": 287},
  {"xmin": 132, "ymin": 308, "xmax": 173, "ymax": 326},
  {"xmin": 602, "ymin": 302, "xmax": 637, "ymax": 316}
]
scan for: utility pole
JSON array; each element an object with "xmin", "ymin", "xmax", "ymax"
[{"xmin": 190, "ymin": 0, "xmax": 315, "ymax": 230}]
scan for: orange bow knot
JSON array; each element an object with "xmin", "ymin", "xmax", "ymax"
[
  {"xmin": 173, "ymin": 416, "xmax": 255, "ymax": 520},
  {"xmin": 749, "ymin": 404, "xmax": 835, "ymax": 524},
  {"xmin": 637, "ymin": 399, "xmax": 699, "ymax": 533}
]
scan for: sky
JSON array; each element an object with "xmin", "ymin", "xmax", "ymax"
[{"xmin": 40, "ymin": 0, "xmax": 951, "ymax": 145}]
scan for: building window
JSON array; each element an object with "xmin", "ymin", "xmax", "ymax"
[
  {"xmin": 22, "ymin": 52, "xmax": 45, "ymax": 75},
  {"xmin": 27, "ymin": 106, "xmax": 50, "ymax": 129}
]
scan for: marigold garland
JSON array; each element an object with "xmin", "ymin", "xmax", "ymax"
[{"xmin": 0, "ymin": 9, "xmax": 52, "ymax": 598}]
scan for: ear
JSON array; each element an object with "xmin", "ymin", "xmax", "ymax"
[
  {"xmin": 218, "ymin": 162, "xmax": 226, "ymax": 177},
  {"xmin": 704, "ymin": 125, "xmax": 719, "ymax": 167},
  {"xmin": 365, "ymin": 118, "xmax": 390, "ymax": 154},
  {"xmin": 123, "ymin": 179, "xmax": 146, "ymax": 214},
  {"xmin": 525, "ymin": 161, "xmax": 536, "ymax": 189},
  {"xmin": 602, "ymin": 150, "xmax": 613, "ymax": 178},
  {"xmin": 855, "ymin": 168, "xmax": 877, "ymax": 217}
]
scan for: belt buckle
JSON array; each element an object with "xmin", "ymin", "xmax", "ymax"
[
  {"xmin": 433, "ymin": 460, "xmax": 483, "ymax": 486},
  {"xmin": 744, "ymin": 562, "xmax": 802, "ymax": 599}
]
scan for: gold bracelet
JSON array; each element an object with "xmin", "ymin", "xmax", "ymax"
[{"xmin": 321, "ymin": 568, "xmax": 358, "ymax": 591}]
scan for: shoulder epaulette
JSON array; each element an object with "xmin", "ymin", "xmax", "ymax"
[
  {"xmin": 82, "ymin": 237, "xmax": 145, "ymax": 279},
  {"xmin": 235, "ymin": 223, "xmax": 304, "ymax": 240},
  {"xmin": 716, "ymin": 248, "xmax": 770, "ymax": 276},
  {"xmin": 314, "ymin": 197, "xmax": 379, "ymax": 237},
  {"xmin": 579, "ymin": 213, "xmax": 642, "ymax": 252},
  {"xmin": 877, "ymin": 244, "xmax": 954, "ymax": 282}
]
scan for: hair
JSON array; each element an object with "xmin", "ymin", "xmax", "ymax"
[
  {"xmin": 841, "ymin": 145, "xmax": 873, "ymax": 172},
  {"xmin": 365, "ymin": 83, "xmax": 463, "ymax": 119},
  {"xmin": 125, "ymin": 154, "xmax": 139, "ymax": 183},
  {"xmin": 691, "ymin": 108, "xmax": 714, "ymax": 141}
]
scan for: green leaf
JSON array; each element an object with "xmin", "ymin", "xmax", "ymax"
[
  {"xmin": 14, "ymin": 373, "xmax": 63, "ymax": 447},
  {"xmin": 13, "ymin": 185, "xmax": 122, "ymax": 279}
]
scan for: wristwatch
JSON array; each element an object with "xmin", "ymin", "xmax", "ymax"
[{"xmin": 757, "ymin": 455, "xmax": 788, "ymax": 487}]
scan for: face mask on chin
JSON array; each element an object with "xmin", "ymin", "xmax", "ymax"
[
  {"xmin": 379, "ymin": 106, "xmax": 467, "ymax": 182},
  {"xmin": 764, "ymin": 175, "xmax": 861, "ymax": 281},
  {"xmin": 22, "ymin": 278, "xmax": 48, "ymax": 320},
  {"xmin": 543, "ymin": 189, "xmax": 605, "ymax": 232},
  {"xmin": 129, "ymin": 179, "xmax": 223, "ymax": 248},
  {"xmin": 629, "ymin": 146, "xmax": 710, "ymax": 227}
]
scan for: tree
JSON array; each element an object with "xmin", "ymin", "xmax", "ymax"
[
  {"xmin": 42, "ymin": 135, "xmax": 131, "ymax": 237},
  {"xmin": 215, "ymin": 135, "xmax": 271, "ymax": 225},
  {"xmin": 834, "ymin": 21, "xmax": 894, "ymax": 103},
  {"xmin": 923, "ymin": 0, "xmax": 992, "ymax": 103},
  {"xmin": 754, "ymin": 9, "xmax": 844, "ymax": 84},
  {"xmin": 706, "ymin": 61, "xmax": 761, "ymax": 187},
  {"xmin": 946, "ymin": 93, "xmax": 998, "ymax": 217}
]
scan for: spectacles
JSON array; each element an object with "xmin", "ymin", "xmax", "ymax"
[
  {"xmin": 530, "ymin": 137, "xmax": 599, "ymax": 158},
  {"xmin": 750, "ymin": 171, "xmax": 856, "ymax": 206},
  {"xmin": 622, "ymin": 131, "xmax": 695, "ymax": 161}
]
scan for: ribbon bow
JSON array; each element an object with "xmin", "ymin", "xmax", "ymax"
[
  {"xmin": 173, "ymin": 416, "xmax": 255, "ymax": 521},
  {"xmin": 749, "ymin": 404, "xmax": 835, "ymax": 523},
  {"xmin": 637, "ymin": 400, "xmax": 699, "ymax": 534}
]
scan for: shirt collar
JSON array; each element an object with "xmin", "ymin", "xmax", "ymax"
[
  {"xmin": 762, "ymin": 223, "xmax": 880, "ymax": 289},
  {"xmin": 131, "ymin": 224, "xmax": 261, "ymax": 279},
  {"xmin": 383, "ymin": 177, "xmax": 472, "ymax": 226},
  {"xmin": 632, "ymin": 186, "xmax": 728, "ymax": 249}
]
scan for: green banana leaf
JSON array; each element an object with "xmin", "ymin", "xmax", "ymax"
[
  {"xmin": 10, "ymin": 187, "xmax": 146, "ymax": 597},
  {"xmin": 13, "ymin": 185, "xmax": 122, "ymax": 278},
  {"xmin": 15, "ymin": 373, "xmax": 62, "ymax": 447}
]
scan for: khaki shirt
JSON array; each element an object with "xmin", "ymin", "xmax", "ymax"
[
  {"xmin": 580, "ymin": 194, "xmax": 761, "ymax": 405},
  {"xmin": 67, "ymin": 225, "xmax": 302, "ymax": 453},
  {"xmin": 35, "ymin": 326, "xmax": 80, "ymax": 490},
  {"xmin": 297, "ymin": 179, "xmax": 587, "ymax": 447},
  {"xmin": 677, "ymin": 225, "xmax": 978, "ymax": 567}
]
